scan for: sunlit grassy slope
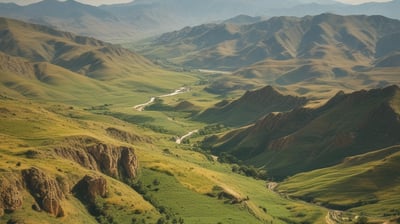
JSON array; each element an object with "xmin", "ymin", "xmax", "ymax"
[
  {"xmin": 208, "ymin": 85, "xmax": 400, "ymax": 180},
  {"xmin": 0, "ymin": 17, "xmax": 199, "ymax": 98},
  {"xmin": 278, "ymin": 146, "xmax": 400, "ymax": 218},
  {"xmin": 0, "ymin": 95, "xmax": 328, "ymax": 224}
]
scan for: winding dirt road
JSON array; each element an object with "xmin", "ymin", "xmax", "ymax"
[
  {"xmin": 175, "ymin": 130, "xmax": 198, "ymax": 144},
  {"xmin": 133, "ymin": 87, "xmax": 189, "ymax": 111},
  {"xmin": 132, "ymin": 87, "xmax": 199, "ymax": 144}
]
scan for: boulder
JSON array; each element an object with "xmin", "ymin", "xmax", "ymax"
[
  {"xmin": 22, "ymin": 167, "xmax": 64, "ymax": 217},
  {"xmin": 0, "ymin": 174, "xmax": 23, "ymax": 216},
  {"xmin": 72, "ymin": 175, "xmax": 107, "ymax": 203}
]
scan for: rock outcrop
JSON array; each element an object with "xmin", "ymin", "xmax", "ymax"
[
  {"xmin": 0, "ymin": 174, "xmax": 23, "ymax": 216},
  {"xmin": 55, "ymin": 142, "xmax": 139, "ymax": 180},
  {"xmin": 22, "ymin": 167, "xmax": 65, "ymax": 217},
  {"xmin": 86, "ymin": 144, "xmax": 139, "ymax": 179},
  {"xmin": 72, "ymin": 175, "xmax": 107, "ymax": 203}
]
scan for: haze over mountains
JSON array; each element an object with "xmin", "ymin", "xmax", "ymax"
[
  {"xmin": 141, "ymin": 13, "xmax": 400, "ymax": 103},
  {"xmin": 0, "ymin": 0, "xmax": 399, "ymax": 41},
  {"xmin": 145, "ymin": 13, "xmax": 400, "ymax": 70}
]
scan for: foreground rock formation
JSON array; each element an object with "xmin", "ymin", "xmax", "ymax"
[
  {"xmin": 55, "ymin": 142, "xmax": 139, "ymax": 180},
  {"xmin": 22, "ymin": 167, "xmax": 65, "ymax": 217}
]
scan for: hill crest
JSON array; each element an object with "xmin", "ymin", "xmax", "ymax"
[
  {"xmin": 206, "ymin": 85, "xmax": 400, "ymax": 179},
  {"xmin": 0, "ymin": 17, "xmax": 153, "ymax": 80},
  {"xmin": 196, "ymin": 85, "xmax": 308, "ymax": 126}
]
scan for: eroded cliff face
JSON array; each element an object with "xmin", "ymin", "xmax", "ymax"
[
  {"xmin": 55, "ymin": 143, "xmax": 139, "ymax": 180},
  {"xmin": 0, "ymin": 174, "xmax": 24, "ymax": 216},
  {"xmin": 0, "ymin": 136, "xmax": 140, "ymax": 220},
  {"xmin": 21, "ymin": 167, "xmax": 65, "ymax": 217},
  {"xmin": 72, "ymin": 175, "xmax": 107, "ymax": 203}
]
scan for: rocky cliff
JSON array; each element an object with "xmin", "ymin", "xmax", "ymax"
[
  {"xmin": 0, "ymin": 174, "xmax": 23, "ymax": 217},
  {"xmin": 73, "ymin": 175, "xmax": 108, "ymax": 203},
  {"xmin": 22, "ymin": 167, "xmax": 65, "ymax": 217},
  {"xmin": 54, "ymin": 141, "xmax": 139, "ymax": 180}
]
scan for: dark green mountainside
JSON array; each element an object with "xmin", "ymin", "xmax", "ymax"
[
  {"xmin": 278, "ymin": 145, "xmax": 400, "ymax": 214},
  {"xmin": 196, "ymin": 85, "xmax": 307, "ymax": 127},
  {"xmin": 206, "ymin": 85, "xmax": 400, "ymax": 179}
]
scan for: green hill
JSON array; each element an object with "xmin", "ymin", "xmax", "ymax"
[
  {"xmin": 196, "ymin": 85, "xmax": 307, "ymax": 127},
  {"xmin": 206, "ymin": 85, "xmax": 400, "ymax": 179},
  {"xmin": 0, "ymin": 17, "xmax": 200, "ymax": 106},
  {"xmin": 0, "ymin": 17, "xmax": 154, "ymax": 80},
  {"xmin": 278, "ymin": 145, "xmax": 400, "ymax": 216}
]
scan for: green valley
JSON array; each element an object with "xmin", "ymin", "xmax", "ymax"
[{"xmin": 0, "ymin": 3, "xmax": 400, "ymax": 224}]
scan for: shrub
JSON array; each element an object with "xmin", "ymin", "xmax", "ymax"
[{"xmin": 354, "ymin": 216, "xmax": 368, "ymax": 224}]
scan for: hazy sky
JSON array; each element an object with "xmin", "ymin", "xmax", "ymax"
[{"xmin": 0, "ymin": 0, "xmax": 393, "ymax": 6}]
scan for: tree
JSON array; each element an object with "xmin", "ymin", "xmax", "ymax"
[
  {"xmin": 355, "ymin": 216, "xmax": 368, "ymax": 224},
  {"xmin": 157, "ymin": 217, "xmax": 166, "ymax": 224}
]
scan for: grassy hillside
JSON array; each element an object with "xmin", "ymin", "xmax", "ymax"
[
  {"xmin": 207, "ymin": 85, "xmax": 400, "ymax": 179},
  {"xmin": 278, "ymin": 145, "xmax": 400, "ymax": 218},
  {"xmin": 0, "ymin": 97, "xmax": 161, "ymax": 224},
  {"xmin": 196, "ymin": 85, "xmax": 307, "ymax": 127},
  {"xmin": 0, "ymin": 17, "xmax": 202, "ymax": 107},
  {"xmin": 0, "ymin": 93, "xmax": 330, "ymax": 224}
]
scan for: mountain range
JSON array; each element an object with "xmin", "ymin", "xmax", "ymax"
[
  {"xmin": 145, "ymin": 13, "xmax": 400, "ymax": 70},
  {"xmin": 0, "ymin": 0, "xmax": 399, "ymax": 42},
  {"xmin": 141, "ymin": 13, "xmax": 400, "ymax": 103}
]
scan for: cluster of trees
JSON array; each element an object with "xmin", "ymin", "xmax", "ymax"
[
  {"xmin": 217, "ymin": 152, "xmax": 268, "ymax": 179},
  {"xmin": 198, "ymin": 124, "xmax": 228, "ymax": 135},
  {"xmin": 231, "ymin": 164, "xmax": 268, "ymax": 180}
]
